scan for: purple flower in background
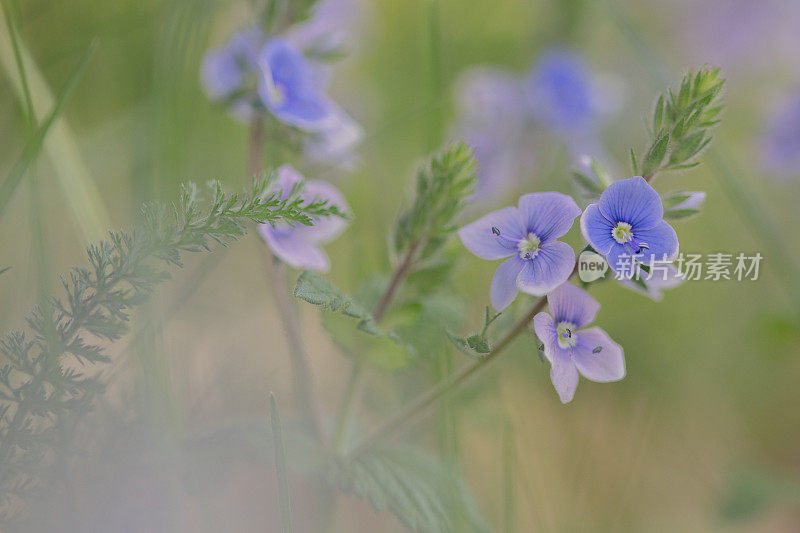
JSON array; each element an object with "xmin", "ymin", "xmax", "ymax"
[
  {"xmin": 534, "ymin": 282, "xmax": 625, "ymax": 403},
  {"xmin": 259, "ymin": 165, "xmax": 348, "ymax": 271},
  {"xmin": 454, "ymin": 67, "xmax": 530, "ymax": 199},
  {"xmin": 581, "ymin": 177, "xmax": 678, "ymax": 278},
  {"xmin": 258, "ymin": 38, "xmax": 336, "ymax": 131},
  {"xmin": 527, "ymin": 49, "xmax": 598, "ymax": 135},
  {"xmin": 200, "ymin": 26, "xmax": 264, "ymax": 120},
  {"xmin": 459, "ymin": 193, "xmax": 581, "ymax": 310},
  {"xmin": 761, "ymin": 93, "xmax": 800, "ymax": 179},
  {"xmin": 304, "ymin": 104, "xmax": 363, "ymax": 167},
  {"xmin": 286, "ymin": 0, "xmax": 362, "ymax": 55}
]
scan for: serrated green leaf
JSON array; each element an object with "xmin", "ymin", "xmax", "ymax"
[
  {"xmin": 331, "ymin": 447, "xmax": 489, "ymax": 533},
  {"xmin": 571, "ymin": 171, "xmax": 603, "ymax": 194},
  {"xmin": 293, "ymin": 270, "xmax": 411, "ymax": 351}
]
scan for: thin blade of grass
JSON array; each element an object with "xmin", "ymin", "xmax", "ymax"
[
  {"xmin": 0, "ymin": 11, "xmax": 110, "ymax": 241},
  {"xmin": 269, "ymin": 392, "xmax": 294, "ymax": 533},
  {"xmin": 0, "ymin": 40, "xmax": 98, "ymax": 224}
]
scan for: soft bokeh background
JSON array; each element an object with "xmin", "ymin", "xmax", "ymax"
[{"xmin": 2, "ymin": 0, "xmax": 800, "ymax": 531}]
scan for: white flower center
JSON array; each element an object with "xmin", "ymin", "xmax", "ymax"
[
  {"xmin": 556, "ymin": 321, "xmax": 578, "ymax": 349},
  {"xmin": 517, "ymin": 232, "xmax": 541, "ymax": 259},
  {"xmin": 269, "ymin": 82, "xmax": 286, "ymax": 106},
  {"xmin": 611, "ymin": 222, "xmax": 633, "ymax": 244}
]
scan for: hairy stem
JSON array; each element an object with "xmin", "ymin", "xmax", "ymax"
[{"xmin": 251, "ymin": 118, "xmax": 326, "ymax": 444}]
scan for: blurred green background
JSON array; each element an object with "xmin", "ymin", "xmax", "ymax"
[{"xmin": 2, "ymin": 0, "xmax": 800, "ymax": 531}]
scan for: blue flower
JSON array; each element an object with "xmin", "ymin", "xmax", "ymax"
[
  {"xmin": 459, "ymin": 193, "xmax": 581, "ymax": 310},
  {"xmin": 534, "ymin": 282, "xmax": 625, "ymax": 403},
  {"xmin": 200, "ymin": 26, "xmax": 264, "ymax": 121},
  {"xmin": 257, "ymin": 38, "xmax": 336, "ymax": 131},
  {"xmin": 259, "ymin": 165, "xmax": 349, "ymax": 271},
  {"xmin": 580, "ymin": 176, "xmax": 679, "ymax": 278},
  {"xmin": 526, "ymin": 49, "xmax": 598, "ymax": 135},
  {"xmin": 761, "ymin": 93, "xmax": 800, "ymax": 179}
]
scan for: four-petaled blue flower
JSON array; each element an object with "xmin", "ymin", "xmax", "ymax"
[
  {"xmin": 258, "ymin": 38, "xmax": 335, "ymax": 131},
  {"xmin": 459, "ymin": 193, "xmax": 581, "ymax": 311},
  {"xmin": 534, "ymin": 282, "xmax": 625, "ymax": 403},
  {"xmin": 580, "ymin": 176, "xmax": 679, "ymax": 278},
  {"xmin": 259, "ymin": 165, "xmax": 349, "ymax": 271}
]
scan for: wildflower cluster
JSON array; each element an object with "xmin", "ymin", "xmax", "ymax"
[{"xmin": 200, "ymin": 0, "xmax": 362, "ymax": 164}]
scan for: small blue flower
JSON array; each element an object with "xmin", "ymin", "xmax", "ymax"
[
  {"xmin": 258, "ymin": 38, "xmax": 335, "ymax": 131},
  {"xmin": 459, "ymin": 193, "xmax": 581, "ymax": 310},
  {"xmin": 580, "ymin": 176, "xmax": 679, "ymax": 278},
  {"xmin": 526, "ymin": 49, "xmax": 598, "ymax": 135},
  {"xmin": 200, "ymin": 26, "xmax": 264, "ymax": 120},
  {"xmin": 761, "ymin": 93, "xmax": 800, "ymax": 179},
  {"xmin": 534, "ymin": 282, "xmax": 625, "ymax": 403},
  {"xmin": 303, "ymin": 104, "xmax": 363, "ymax": 167},
  {"xmin": 259, "ymin": 165, "xmax": 349, "ymax": 271}
]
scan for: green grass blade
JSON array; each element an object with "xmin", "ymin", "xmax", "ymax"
[
  {"xmin": 269, "ymin": 393, "xmax": 294, "ymax": 533},
  {"xmin": 0, "ymin": 11, "xmax": 110, "ymax": 241},
  {"xmin": 0, "ymin": 40, "xmax": 98, "ymax": 224}
]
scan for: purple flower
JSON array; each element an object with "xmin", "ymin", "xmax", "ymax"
[
  {"xmin": 580, "ymin": 177, "xmax": 679, "ymax": 279},
  {"xmin": 286, "ymin": 0, "xmax": 362, "ymax": 56},
  {"xmin": 258, "ymin": 38, "xmax": 336, "ymax": 131},
  {"xmin": 259, "ymin": 165, "xmax": 349, "ymax": 271},
  {"xmin": 458, "ymin": 193, "xmax": 581, "ymax": 310},
  {"xmin": 526, "ymin": 49, "xmax": 599, "ymax": 135},
  {"xmin": 454, "ymin": 67, "xmax": 530, "ymax": 199},
  {"xmin": 761, "ymin": 93, "xmax": 800, "ymax": 179},
  {"xmin": 303, "ymin": 103, "xmax": 363, "ymax": 167},
  {"xmin": 200, "ymin": 26, "xmax": 264, "ymax": 120},
  {"xmin": 533, "ymin": 282, "xmax": 625, "ymax": 403}
]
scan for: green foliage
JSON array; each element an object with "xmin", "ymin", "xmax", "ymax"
[
  {"xmin": 328, "ymin": 446, "xmax": 489, "ymax": 532},
  {"xmin": 447, "ymin": 307, "xmax": 501, "ymax": 357},
  {"xmin": 393, "ymin": 143, "xmax": 477, "ymax": 264},
  {"xmin": 631, "ymin": 67, "xmax": 724, "ymax": 177},
  {"xmin": 0, "ymin": 39, "xmax": 96, "ymax": 224},
  {"xmin": 294, "ymin": 271, "xmax": 407, "ymax": 348},
  {"xmin": 0, "ymin": 176, "xmax": 343, "ymax": 518}
]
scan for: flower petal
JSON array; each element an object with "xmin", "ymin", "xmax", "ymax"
[
  {"xmin": 516, "ymin": 240, "xmax": 575, "ymax": 296},
  {"xmin": 458, "ymin": 207, "xmax": 524, "ymax": 260},
  {"xmin": 546, "ymin": 282, "xmax": 600, "ymax": 329},
  {"xmin": 517, "ymin": 192, "xmax": 581, "ymax": 241},
  {"xmin": 580, "ymin": 203, "xmax": 615, "ymax": 255},
  {"xmin": 491, "ymin": 256, "xmax": 525, "ymax": 310},
  {"xmin": 260, "ymin": 227, "xmax": 330, "ymax": 271},
  {"xmin": 572, "ymin": 327, "xmax": 625, "ymax": 382},
  {"xmin": 550, "ymin": 351, "xmax": 579, "ymax": 403},
  {"xmin": 606, "ymin": 244, "xmax": 637, "ymax": 279},
  {"xmin": 634, "ymin": 220, "xmax": 679, "ymax": 263},
  {"xmin": 598, "ymin": 176, "xmax": 663, "ymax": 230},
  {"xmin": 533, "ymin": 312, "xmax": 558, "ymax": 364},
  {"xmin": 618, "ymin": 263, "xmax": 684, "ymax": 301}
]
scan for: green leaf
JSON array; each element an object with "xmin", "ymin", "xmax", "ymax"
[
  {"xmin": 570, "ymin": 171, "xmax": 603, "ymax": 195},
  {"xmin": 294, "ymin": 271, "xmax": 410, "ymax": 353},
  {"xmin": 331, "ymin": 447, "xmax": 489, "ymax": 532},
  {"xmin": 664, "ymin": 208, "xmax": 701, "ymax": 220},
  {"xmin": 661, "ymin": 190, "xmax": 693, "ymax": 209},
  {"xmin": 642, "ymin": 132, "xmax": 670, "ymax": 176},
  {"xmin": 0, "ymin": 40, "xmax": 97, "ymax": 223},
  {"xmin": 653, "ymin": 94, "xmax": 665, "ymax": 133},
  {"xmin": 630, "ymin": 148, "xmax": 639, "ymax": 175}
]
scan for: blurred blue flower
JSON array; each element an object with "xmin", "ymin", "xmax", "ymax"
[
  {"xmin": 533, "ymin": 282, "xmax": 625, "ymax": 403},
  {"xmin": 458, "ymin": 192, "xmax": 581, "ymax": 310},
  {"xmin": 303, "ymin": 104, "xmax": 363, "ymax": 168},
  {"xmin": 454, "ymin": 67, "xmax": 530, "ymax": 199},
  {"xmin": 286, "ymin": 0, "xmax": 363, "ymax": 56},
  {"xmin": 526, "ymin": 49, "xmax": 599, "ymax": 135},
  {"xmin": 258, "ymin": 165, "xmax": 349, "ymax": 271},
  {"xmin": 200, "ymin": 26, "xmax": 264, "ymax": 121},
  {"xmin": 258, "ymin": 38, "xmax": 337, "ymax": 131},
  {"xmin": 581, "ymin": 176, "xmax": 679, "ymax": 279},
  {"xmin": 761, "ymin": 93, "xmax": 800, "ymax": 179}
]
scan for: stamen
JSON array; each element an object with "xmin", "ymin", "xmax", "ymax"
[
  {"xmin": 491, "ymin": 226, "xmax": 500, "ymax": 237},
  {"xmin": 592, "ymin": 346, "xmax": 602, "ymax": 354}
]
